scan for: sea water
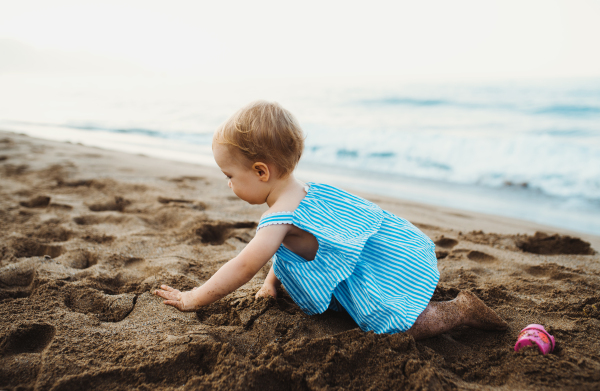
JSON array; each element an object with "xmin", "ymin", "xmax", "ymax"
[{"xmin": 1, "ymin": 74, "xmax": 599, "ymax": 234}]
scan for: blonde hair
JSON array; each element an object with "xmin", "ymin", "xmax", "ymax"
[{"xmin": 215, "ymin": 100, "xmax": 305, "ymax": 177}]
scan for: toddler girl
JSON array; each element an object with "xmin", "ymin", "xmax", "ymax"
[{"xmin": 154, "ymin": 101, "xmax": 508, "ymax": 339}]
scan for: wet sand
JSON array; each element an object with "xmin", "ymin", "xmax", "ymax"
[{"xmin": 1, "ymin": 131, "xmax": 599, "ymax": 390}]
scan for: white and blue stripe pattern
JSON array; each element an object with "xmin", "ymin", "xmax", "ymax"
[{"xmin": 257, "ymin": 182, "xmax": 439, "ymax": 334}]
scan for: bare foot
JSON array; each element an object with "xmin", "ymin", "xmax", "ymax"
[{"xmin": 456, "ymin": 291, "xmax": 508, "ymax": 330}]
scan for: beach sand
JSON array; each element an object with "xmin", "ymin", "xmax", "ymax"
[{"xmin": 1, "ymin": 130, "xmax": 599, "ymax": 390}]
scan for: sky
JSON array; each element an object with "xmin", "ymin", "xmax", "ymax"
[{"xmin": 1, "ymin": 0, "xmax": 599, "ymax": 80}]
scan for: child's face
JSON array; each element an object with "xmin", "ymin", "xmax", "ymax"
[{"xmin": 212, "ymin": 142, "xmax": 270, "ymax": 205}]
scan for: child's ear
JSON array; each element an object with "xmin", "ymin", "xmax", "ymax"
[{"xmin": 252, "ymin": 162, "xmax": 270, "ymax": 182}]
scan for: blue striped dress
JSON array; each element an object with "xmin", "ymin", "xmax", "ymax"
[{"xmin": 257, "ymin": 182, "xmax": 439, "ymax": 334}]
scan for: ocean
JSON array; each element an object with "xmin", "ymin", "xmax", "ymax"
[{"xmin": 1, "ymin": 74, "xmax": 599, "ymax": 234}]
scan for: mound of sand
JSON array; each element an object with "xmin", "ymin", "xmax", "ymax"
[{"xmin": 1, "ymin": 132, "xmax": 600, "ymax": 390}]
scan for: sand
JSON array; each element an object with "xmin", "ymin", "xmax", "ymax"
[{"xmin": 1, "ymin": 130, "xmax": 600, "ymax": 390}]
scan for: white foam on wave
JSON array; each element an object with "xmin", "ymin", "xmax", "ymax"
[{"xmin": 303, "ymin": 130, "xmax": 600, "ymax": 200}]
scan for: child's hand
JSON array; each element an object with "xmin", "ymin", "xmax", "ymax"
[
  {"xmin": 255, "ymin": 283, "xmax": 277, "ymax": 300},
  {"xmin": 153, "ymin": 285, "xmax": 200, "ymax": 312}
]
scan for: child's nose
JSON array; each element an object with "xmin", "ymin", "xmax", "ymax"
[{"xmin": 228, "ymin": 179, "xmax": 232, "ymax": 189}]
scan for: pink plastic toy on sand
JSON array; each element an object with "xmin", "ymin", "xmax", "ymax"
[{"xmin": 514, "ymin": 324, "xmax": 555, "ymax": 355}]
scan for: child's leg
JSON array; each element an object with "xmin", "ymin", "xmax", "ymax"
[
  {"xmin": 405, "ymin": 291, "xmax": 508, "ymax": 340},
  {"xmin": 255, "ymin": 266, "xmax": 281, "ymax": 299}
]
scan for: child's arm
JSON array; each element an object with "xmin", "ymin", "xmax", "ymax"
[
  {"xmin": 154, "ymin": 224, "xmax": 287, "ymax": 311},
  {"xmin": 255, "ymin": 266, "xmax": 281, "ymax": 299}
]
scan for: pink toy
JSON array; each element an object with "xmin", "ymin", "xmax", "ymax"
[{"xmin": 514, "ymin": 324, "xmax": 555, "ymax": 355}]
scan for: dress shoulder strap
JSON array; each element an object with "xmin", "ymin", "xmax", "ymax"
[{"xmin": 257, "ymin": 211, "xmax": 294, "ymax": 230}]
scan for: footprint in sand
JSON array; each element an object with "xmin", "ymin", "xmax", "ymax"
[
  {"xmin": 31, "ymin": 224, "xmax": 72, "ymax": 242},
  {"xmin": 195, "ymin": 221, "xmax": 257, "ymax": 245},
  {"xmin": 19, "ymin": 195, "xmax": 51, "ymax": 208},
  {"xmin": 523, "ymin": 263, "xmax": 579, "ymax": 281},
  {"xmin": 10, "ymin": 238, "xmax": 65, "ymax": 259},
  {"xmin": 434, "ymin": 236, "xmax": 459, "ymax": 249},
  {"xmin": 57, "ymin": 178, "xmax": 94, "ymax": 187},
  {"xmin": 49, "ymin": 203, "xmax": 73, "ymax": 211},
  {"xmin": 0, "ymin": 323, "xmax": 55, "ymax": 355},
  {"xmin": 63, "ymin": 250, "xmax": 99, "ymax": 269},
  {"xmin": 0, "ymin": 262, "xmax": 36, "ymax": 290},
  {"xmin": 158, "ymin": 197, "xmax": 193, "ymax": 204},
  {"xmin": 73, "ymin": 215, "xmax": 127, "ymax": 225},
  {"xmin": 81, "ymin": 234, "xmax": 115, "ymax": 244},
  {"xmin": 0, "ymin": 323, "xmax": 56, "ymax": 388},
  {"xmin": 88, "ymin": 196, "xmax": 131, "ymax": 212},
  {"xmin": 516, "ymin": 232, "xmax": 594, "ymax": 255},
  {"xmin": 64, "ymin": 287, "xmax": 137, "ymax": 322},
  {"xmin": 73, "ymin": 215, "xmax": 99, "ymax": 225},
  {"xmin": 467, "ymin": 250, "xmax": 496, "ymax": 263}
]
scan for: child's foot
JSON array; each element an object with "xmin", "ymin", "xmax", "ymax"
[{"xmin": 456, "ymin": 291, "xmax": 508, "ymax": 330}]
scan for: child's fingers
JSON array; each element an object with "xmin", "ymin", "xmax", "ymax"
[
  {"xmin": 154, "ymin": 289, "xmax": 179, "ymax": 301},
  {"xmin": 160, "ymin": 285, "xmax": 178, "ymax": 292},
  {"xmin": 163, "ymin": 300, "xmax": 183, "ymax": 310}
]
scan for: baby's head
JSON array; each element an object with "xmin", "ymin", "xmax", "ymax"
[
  {"xmin": 213, "ymin": 101, "xmax": 305, "ymax": 204},
  {"xmin": 213, "ymin": 100, "xmax": 305, "ymax": 178}
]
